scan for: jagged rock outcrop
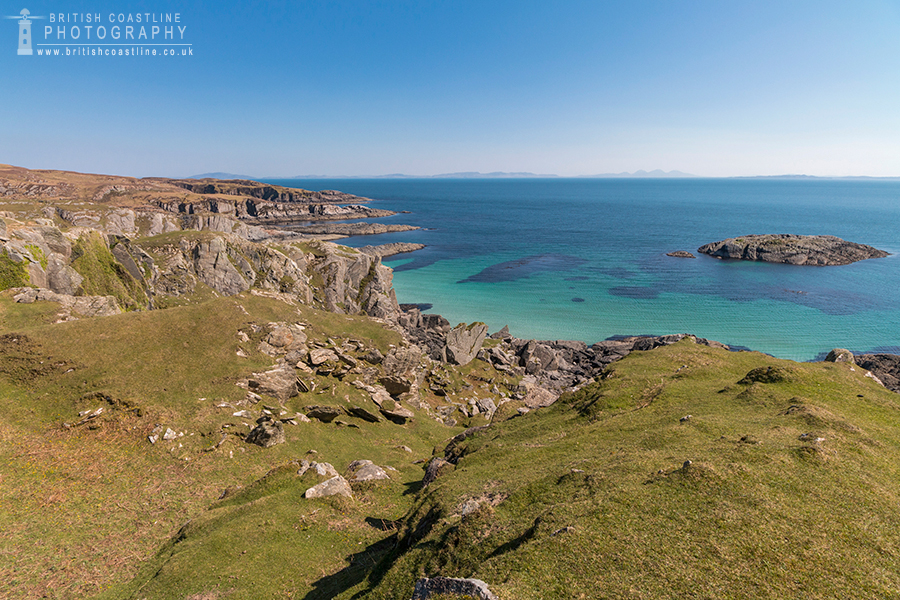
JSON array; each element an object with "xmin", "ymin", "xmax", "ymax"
[
  {"xmin": 162, "ymin": 178, "xmax": 367, "ymax": 205},
  {"xmin": 855, "ymin": 354, "xmax": 900, "ymax": 392},
  {"xmin": 444, "ymin": 322, "xmax": 489, "ymax": 366},
  {"xmin": 304, "ymin": 240, "xmax": 400, "ymax": 321},
  {"xmin": 698, "ymin": 234, "xmax": 889, "ymax": 265},
  {"xmin": 478, "ymin": 333, "xmax": 732, "ymax": 397}
]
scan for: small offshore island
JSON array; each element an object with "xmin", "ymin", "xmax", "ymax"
[{"xmin": 698, "ymin": 233, "xmax": 889, "ymax": 265}]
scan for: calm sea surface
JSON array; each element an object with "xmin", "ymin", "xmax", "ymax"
[{"xmin": 264, "ymin": 178, "xmax": 900, "ymax": 361}]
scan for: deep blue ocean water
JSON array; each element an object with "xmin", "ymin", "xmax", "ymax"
[{"xmin": 264, "ymin": 178, "xmax": 900, "ymax": 361}]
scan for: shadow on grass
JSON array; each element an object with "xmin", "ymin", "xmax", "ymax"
[{"xmin": 302, "ymin": 534, "xmax": 397, "ymax": 600}]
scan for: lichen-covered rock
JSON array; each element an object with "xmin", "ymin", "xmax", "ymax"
[
  {"xmin": 304, "ymin": 475, "xmax": 352, "ymax": 499},
  {"xmin": 245, "ymin": 416, "xmax": 285, "ymax": 448},
  {"xmin": 346, "ymin": 460, "xmax": 391, "ymax": 482},
  {"xmin": 248, "ymin": 364, "xmax": 298, "ymax": 401}
]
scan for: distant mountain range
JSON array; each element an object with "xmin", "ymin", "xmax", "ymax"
[
  {"xmin": 290, "ymin": 171, "xmax": 559, "ymax": 179},
  {"xmin": 187, "ymin": 170, "xmax": 900, "ymax": 181},
  {"xmin": 580, "ymin": 169, "xmax": 696, "ymax": 178}
]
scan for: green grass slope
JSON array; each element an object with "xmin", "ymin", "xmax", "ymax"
[
  {"xmin": 358, "ymin": 339, "xmax": 900, "ymax": 599},
  {"xmin": 0, "ymin": 292, "xmax": 455, "ymax": 599}
]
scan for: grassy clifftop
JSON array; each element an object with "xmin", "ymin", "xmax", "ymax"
[{"xmin": 50, "ymin": 333, "xmax": 899, "ymax": 600}]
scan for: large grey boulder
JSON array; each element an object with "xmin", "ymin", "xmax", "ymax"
[
  {"xmin": 346, "ymin": 460, "xmax": 391, "ymax": 482},
  {"xmin": 47, "ymin": 253, "xmax": 83, "ymax": 295},
  {"xmin": 304, "ymin": 475, "xmax": 352, "ymax": 499},
  {"xmin": 445, "ymin": 322, "xmax": 489, "ymax": 365},
  {"xmin": 248, "ymin": 364, "xmax": 298, "ymax": 401}
]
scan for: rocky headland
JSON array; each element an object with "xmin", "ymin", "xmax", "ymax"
[{"xmin": 698, "ymin": 234, "xmax": 889, "ymax": 265}]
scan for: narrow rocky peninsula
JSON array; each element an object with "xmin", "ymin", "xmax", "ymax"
[{"xmin": 698, "ymin": 234, "xmax": 889, "ymax": 266}]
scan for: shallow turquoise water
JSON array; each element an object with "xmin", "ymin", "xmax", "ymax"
[{"xmin": 265, "ymin": 178, "xmax": 900, "ymax": 361}]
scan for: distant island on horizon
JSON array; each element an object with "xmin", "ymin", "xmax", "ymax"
[{"xmin": 185, "ymin": 170, "xmax": 900, "ymax": 181}]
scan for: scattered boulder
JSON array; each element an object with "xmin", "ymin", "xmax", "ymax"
[
  {"xmin": 305, "ymin": 406, "xmax": 343, "ymax": 423},
  {"xmin": 346, "ymin": 406, "xmax": 382, "ymax": 423},
  {"xmin": 411, "ymin": 576, "xmax": 499, "ymax": 600},
  {"xmin": 824, "ymin": 348, "xmax": 855, "ymax": 364},
  {"xmin": 380, "ymin": 404, "xmax": 414, "ymax": 425},
  {"xmin": 379, "ymin": 374, "xmax": 414, "ymax": 396},
  {"xmin": 666, "ymin": 250, "xmax": 696, "ymax": 258},
  {"xmin": 304, "ymin": 475, "xmax": 352, "ymax": 499},
  {"xmin": 247, "ymin": 364, "xmax": 298, "ymax": 401},
  {"xmin": 309, "ymin": 348, "xmax": 339, "ymax": 366},
  {"xmin": 245, "ymin": 416, "xmax": 285, "ymax": 448},
  {"xmin": 347, "ymin": 460, "xmax": 391, "ymax": 482}
]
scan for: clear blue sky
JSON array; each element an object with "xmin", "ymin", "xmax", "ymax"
[{"xmin": 2, "ymin": 0, "xmax": 899, "ymax": 177}]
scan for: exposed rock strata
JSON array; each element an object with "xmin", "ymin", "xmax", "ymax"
[
  {"xmin": 289, "ymin": 223, "xmax": 420, "ymax": 236},
  {"xmin": 698, "ymin": 234, "xmax": 889, "ymax": 265},
  {"xmin": 358, "ymin": 243, "xmax": 426, "ymax": 258}
]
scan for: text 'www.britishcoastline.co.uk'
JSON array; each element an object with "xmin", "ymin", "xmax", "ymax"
[{"xmin": 36, "ymin": 12, "xmax": 191, "ymax": 57}]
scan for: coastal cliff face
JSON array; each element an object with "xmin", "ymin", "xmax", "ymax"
[
  {"xmin": 698, "ymin": 234, "xmax": 889, "ymax": 265},
  {"xmin": 0, "ymin": 218, "xmax": 399, "ymax": 321},
  {"xmin": 0, "ymin": 165, "xmax": 408, "ymax": 320}
]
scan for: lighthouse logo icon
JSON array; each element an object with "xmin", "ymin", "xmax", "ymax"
[{"xmin": 17, "ymin": 9, "xmax": 32, "ymax": 55}]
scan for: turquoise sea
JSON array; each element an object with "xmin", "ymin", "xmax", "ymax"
[{"xmin": 264, "ymin": 179, "xmax": 900, "ymax": 361}]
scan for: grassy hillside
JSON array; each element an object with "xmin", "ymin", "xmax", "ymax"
[
  {"xmin": 0, "ymin": 292, "xmax": 461, "ymax": 599},
  {"xmin": 359, "ymin": 339, "xmax": 900, "ymax": 599},
  {"xmin": 57, "ymin": 335, "xmax": 900, "ymax": 600}
]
